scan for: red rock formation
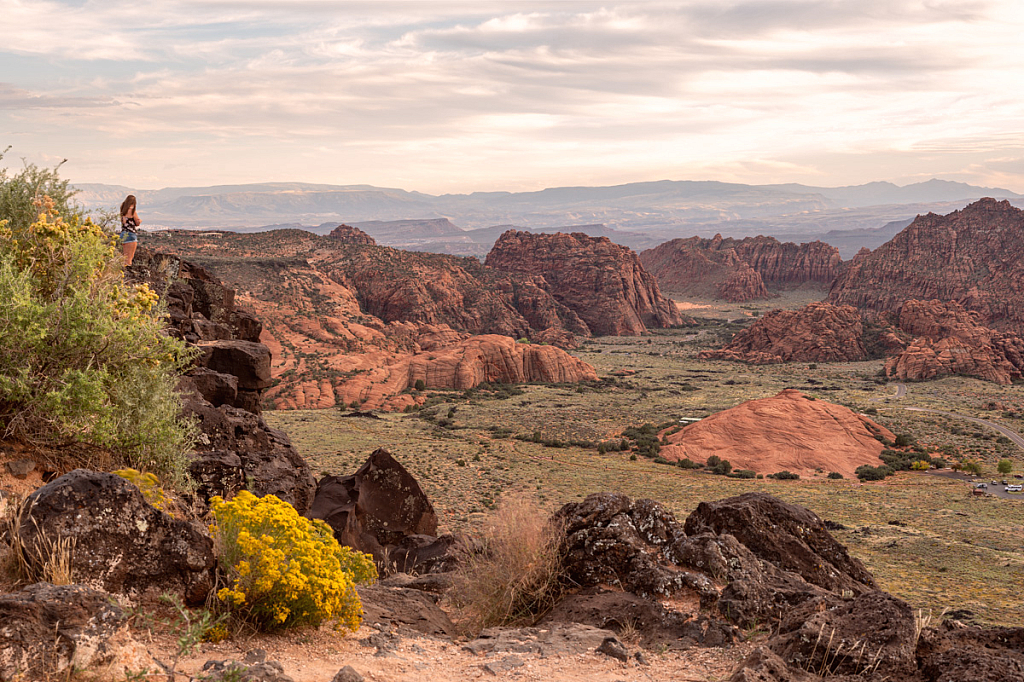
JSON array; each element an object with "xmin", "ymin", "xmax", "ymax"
[
  {"xmin": 885, "ymin": 300, "xmax": 1024, "ymax": 384},
  {"xmin": 699, "ymin": 303, "xmax": 868, "ymax": 364},
  {"xmin": 485, "ymin": 230, "xmax": 685, "ymax": 335},
  {"xmin": 639, "ymin": 235, "xmax": 841, "ymax": 301},
  {"xmin": 323, "ymin": 334, "xmax": 598, "ymax": 411},
  {"xmin": 659, "ymin": 390, "xmax": 895, "ymax": 478},
  {"xmin": 829, "ymin": 199, "xmax": 1024, "ymax": 333},
  {"xmin": 327, "ymin": 224, "xmax": 376, "ymax": 245}
]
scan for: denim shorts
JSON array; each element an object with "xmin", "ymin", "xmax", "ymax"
[{"xmin": 120, "ymin": 230, "xmax": 138, "ymax": 244}]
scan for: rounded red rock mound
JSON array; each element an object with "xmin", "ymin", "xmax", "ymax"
[
  {"xmin": 659, "ymin": 389, "xmax": 894, "ymax": 478},
  {"xmin": 327, "ymin": 223, "xmax": 376, "ymax": 245}
]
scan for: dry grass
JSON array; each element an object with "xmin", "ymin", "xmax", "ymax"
[
  {"xmin": 446, "ymin": 495, "xmax": 565, "ymax": 634},
  {"xmin": 1, "ymin": 496, "xmax": 76, "ymax": 586}
]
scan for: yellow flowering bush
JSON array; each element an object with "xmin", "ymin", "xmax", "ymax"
[
  {"xmin": 113, "ymin": 468, "xmax": 173, "ymax": 513},
  {"xmin": 0, "ymin": 157, "xmax": 198, "ymax": 487},
  {"xmin": 210, "ymin": 491, "xmax": 377, "ymax": 631}
]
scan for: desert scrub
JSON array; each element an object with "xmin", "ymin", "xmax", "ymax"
[
  {"xmin": 0, "ymin": 157, "xmax": 198, "ymax": 487},
  {"xmin": 210, "ymin": 491, "xmax": 376, "ymax": 631},
  {"xmin": 448, "ymin": 496, "xmax": 564, "ymax": 633}
]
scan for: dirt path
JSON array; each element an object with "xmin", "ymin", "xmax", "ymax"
[{"xmin": 902, "ymin": 406, "xmax": 1024, "ymax": 452}]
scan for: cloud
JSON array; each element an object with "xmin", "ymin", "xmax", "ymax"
[{"xmin": 1, "ymin": 1, "xmax": 1022, "ymax": 193}]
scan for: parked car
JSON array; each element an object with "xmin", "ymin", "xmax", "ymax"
[{"xmin": 975, "ymin": 483, "xmax": 988, "ymax": 488}]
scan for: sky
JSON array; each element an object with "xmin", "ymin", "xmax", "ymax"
[{"xmin": 2, "ymin": 0, "xmax": 1023, "ymax": 194}]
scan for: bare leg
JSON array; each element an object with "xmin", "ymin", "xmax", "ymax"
[{"xmin": 123, "ymin": 241, "xmax": 138, "ymax": 266}]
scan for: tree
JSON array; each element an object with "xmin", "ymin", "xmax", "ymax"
[{"xmin": 997, "ymin": 459, "xmax": 1013, "ymax": 475}]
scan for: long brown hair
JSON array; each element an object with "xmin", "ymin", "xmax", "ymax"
[{"xmin": 120, "ymin": 194, "xmax": 137, "ymax": 217}]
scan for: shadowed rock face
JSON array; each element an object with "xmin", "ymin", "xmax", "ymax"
[
  {"xmin": 486, "ymin": 230, "xmax": 685, "ymax": 335},
  {"xmin": 885, "ymin": 299, "xmax": 1024, "ymax": 385},
  {"xmin": 640, "ymin": 235, "xmax": 841, "ymax": 302},
  {"xmin": 309, "ymin": 449, "xmax": 438, "ymax": 561},
  {"xmin": 699, "ymin": 303, "xmax": 869, "ymax": 364},
  {"xmin": 658, "ymin": 390, "xmax": 894, "ymax": 479},
  {"xmin": 20, "ymin": 470, "xmax": 215, "ymax": 604},
  {"xmin": 829, "ymin": 198, "xmax": 1024, "ymax": 333}
]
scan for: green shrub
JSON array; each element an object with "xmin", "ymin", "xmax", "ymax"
[
  {"xmin": 211, "ymin": 491, "xmax": 377, "ymax": 631},
  {"xmin": 827, "ymin": 472, "xmax": 844, "ymax": 480},
  {"xmin": 729, "ymin": 469, "xmax": 756, "ymax": 479},
  {"xmin": 0, "ymin": 173, "xmax": 197, "ymax": 487},
  {"xmin": 855, "ymin": 465, "xmax": 894, "ymax": 481},
  {"xmin": 768, "ymin": 471, "xmax": 800, "ymax": 480},
  {"xmin": 997, "ymin": 459, "xmax": 1013, "ymax": 475},
  {"xmin": 414, "ymin": 379, "xmax": 425, "ymax": 391},
  {"xmin": 678, "ymin": 458, "xmax": 701, "ymax": 469},
  {"xmin": 710, "ymin": 459, "xmax": 733, "ymax": 476}
]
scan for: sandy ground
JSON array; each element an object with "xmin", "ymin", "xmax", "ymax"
[{"xmin": 145, "ymin": 624, "xmax": 755, "ymax": 682}]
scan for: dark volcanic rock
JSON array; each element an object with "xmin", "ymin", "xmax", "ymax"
[
  {"xmin": 0, "ymin": 583, "xmax": 141, "ymax": 680},
  {"xmin": 486, "ymin": 230, "xmax": 684, "ymax": 335},
  {"xmin": 356, "ymin": 585, "xmax": 454, "ymax": 636},
  {"xmin": 185, "ymin": 400, "xmax": 316, "ymax": 515},
  {"xmin": 699, "ymin": 303, "xmax": 868, "ymax": 364},
  {"xmin": 770, "ymin": 592, "xmax": 917, "ymax": 678},
  {"xmin": 828, "ymin": 198, "xmax": 1024, "ymax": 333},
  {"xmin": 199, "ymin": 340, "xmax": 272, "ymax": 391},
  {"xmin": 683, "ymin": 492, "xmax": 875, "ymax": 593},
  {"xmin": 728, "ymin": 647, "xmax": 818, "ymax": 682},
  {"xmin": 310, "ymin": 448, "xmax": 438, "ymax": 561},
  {"xmin": 916, "ymin": 622, "xmax": 1024, "ymax": 682},
  {"xmin": 20, "ymin": 470, "xmax": 215, "ymax": 604}
]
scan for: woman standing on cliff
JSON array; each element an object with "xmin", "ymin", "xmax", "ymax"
[{"xmin": 120, "ymin": 194, "xmax": 141, "ymax": 266}]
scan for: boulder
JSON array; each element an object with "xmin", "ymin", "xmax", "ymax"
[
  {"xmin": 197, "ymin": 651, "xmax": 295, "ymax": 682},
  {"xmin": 728, "ymin": 647, "xmax": 819, "ymax": 682},
  {"xmin": 770, "ymin": 592, "xmax": 917, "ymax": 678},
  {"xmin": 916, "ymin": 621, "xmax": 1024, "ymax": 682},
  {"xmin": 0, "ymin": 583, "xmax": 148, "ymax": 680},
  {"xmin": 185, "ymin": 400, "xmax": 315, "ymax": 515},
  {"xmin": 19, "ymin": 470, "xmax": 215, "ymax": 604},
  {"xmin": 185, "ymin": 367, "xmax": 239, "ymax": 408},
  {"xmin": 198, "ymin": 340, "xmax": 272, "ymax": 391},
  {"xmin": 683, "ymin": 492, "xmax": 875, "ymax": 593},
  {"xmin": 356, "ymin": 585, "xmax": 454, "ymax": 636},
  {"xmin": 309, "ymin": 449, "xmax": 437, "ymax": 560}
]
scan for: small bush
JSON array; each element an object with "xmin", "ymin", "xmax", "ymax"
[
  {"xmin": 414, "ymin": 379, "xmax": 425, "ymax": 391},
  {"xmin": 997, "ymin": 459, "xmax": 1013, "ymax": 475},
  {"xmin": 768, "ymin": 471, "xmax": 800, "ymax": 480},
  {"xmin": 448, "ymin": 496, "xmax": 564, "ymax": 633},
  {"xmin": 710, "ymin": 459, "xmax": 733, "ymax": 476},
  {"xmin": 894, "ymin": 433, "xmax": 915, "ymax": 448},
  {"xmin": 210, "ymin": 491, "xmax": 377, "ymax": 631},
  {"xmin": 113, "ymin": 468, "xmax": 173, "ymax": 513},
  {"xmin": 855, "ymin": 465, "xmax": 894, "ymax": 481},
  {"xmin": 678, "ymin": 458, "xmax": 701, "ymax": 470},
  {"xmin": 706, "ymin": 455, "xmax": 722, "ymax": 468},
  {"xmin": 827, "ymin": 472, "xmax": 844, "ymax": 480},
  {"xmin": 729, "ymin": 469, "xmax": 756, "ymax": 479}
]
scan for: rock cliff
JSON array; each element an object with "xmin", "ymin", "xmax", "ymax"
[
  {"xmin": 143, "ymin": 231, "xmax": 600, "ymax": 410},
  {"xmin": 699, "ymin": 303, "xmax": 869, "ymax": 364},
  {"xmin": 485, "ymin": 230, "xmax": 685, "ymax": 335},
  {"xmin": 659, "ymin": 389, "xmax": 894, "ymax": 478},
  {"xmin": 885, "ymin": 300, "xmax": 1024, "ymax": 384},
  {"xmin": 828, "ymin": 198, "xmax": 1024, "ymax": 333},
  {"xmin": 639, "ymin": 235, "xmax": 841, "ymax": 301}
]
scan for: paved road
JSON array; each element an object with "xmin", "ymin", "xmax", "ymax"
[
  {"xmin": 903, "ymin": 406, "xmax": 1024, "ymax": 451},
  {"xmin": 893, "ymin": 382, "xmax": 907, "ymax": 399},
  {"xmin": 927, "ymin": 469, "xmax": 1024, "ymax": 499}
]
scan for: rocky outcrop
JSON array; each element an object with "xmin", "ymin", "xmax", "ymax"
[
  {"xmin": 325, "ymin": 334, "xmax": 598, "ymax": 412},
  {"xmin": 142, "ymin": 231, "xmax": 608, "ymax": 409},
  {"xmin": 659, "ymin": 390, "xmax": 894, "ymax": 478},
  {"xmin": 683, "ymin": 493, "xmax": 874, "ymax": 593},
  {"xmin": 310, "ymin": 449, "xmax": 438, "ymax": 562},
  {"xmin": 554, "ymin": 491, "xmax": 878, "ymax": 638},
  {"xmin": 699, "ymin": 303, "xmax": 869, "ymax": 364},
  {"xmin": 486, "ymin": 230, "xmax": 684, "ymax": 335},
  {"xmin": 885, "ymin": 300, "xmax": 1024, "ymax": 384},
  {"xmin": 639, "ymin": 235, "xmax": 841, "ymax": 301},
  {"xmin": 328, "ymin": 224, "xmax": 376, "ymax": 245},
  {"xmin": 0, "ymin": 583, "xmax": 148, "ymax": 680},
  {"xmin": 19, "ymin": 470, "xmax": 215, "ymax": 604},
  {"xmin": 184, "ymin": 401, "xmax": 316, "ymax": 515},
  {"xmin": 829, "ymin": 198, "xmax": 1024, "ymax": 333}
]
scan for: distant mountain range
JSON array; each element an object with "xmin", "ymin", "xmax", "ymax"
[{"xmin": 74, "ymin": 178, "xmax": 1022, "ymax": 257}]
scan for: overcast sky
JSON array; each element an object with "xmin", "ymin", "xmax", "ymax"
[{"xmin": 2, "ymin": 0, "xmax": 1023, "ymax": 193}]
